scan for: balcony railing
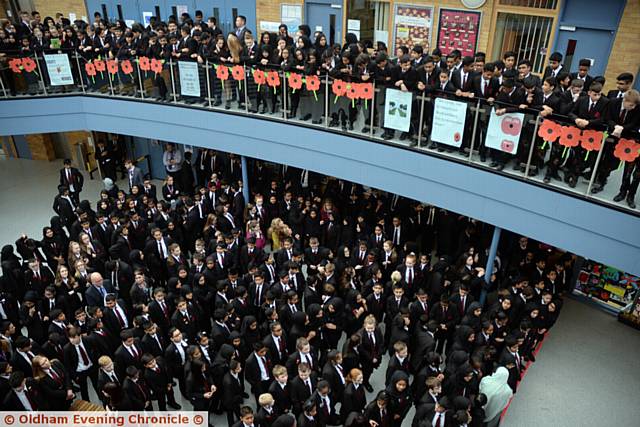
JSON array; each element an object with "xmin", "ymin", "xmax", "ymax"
[{"xmin": 1, "ymin": 50, "xmax": 639, "ymax": 215}]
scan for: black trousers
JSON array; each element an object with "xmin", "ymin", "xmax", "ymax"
[{"xmin": 74, "ymin": 365, "xmax": 98, "ymax": 401}]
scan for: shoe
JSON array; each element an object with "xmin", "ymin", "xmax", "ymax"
[
  {"xmin": 399, "ymin": 133, "xmax": 408, "ymax": 141},
  {"xmin": 225, "ymin": 101, "xmax": 231, "ymax": 110},
  {"xmin": 364, "ymin": 383, "xmax": 374, "ymax": 393},
  {"xmin": 302, "ymin": 113, "xmax": 312, "ymax": 121},
  {"xmin": 260, "ymin": 108, "xmax": 267, "ymax": 114},
  {"xmin": 489, "ymin": 161, "xmax": 498, "ymax": 167},
  {"xmin": 341, "ymin": 124, "xmax": 347, "ymax": 131},
  {"xmin": 627, "ymin": 198, "xmax": 636, "ymax": 209},
  {"xmin": 348, "ymin": 123, "xmax": 354, "ymax": 131},
  {"xmin": 312, "ymin": 119, "xmax": 323, "ymax": 124},
  {"xmin": 168, "ymin": 402, "xmax": 182, "ymax": 410},
  {"xmin": 213, "ymin": 99, "xmax": 222, "ymax": 106},
  {"xmin": 382, "ymin": 132, "xmax": 393, "ymax": 140},
  {"xmin": 613, "ymin": 192, "xmax": 626, "ymax": 202},
  {"xmin": 329, "ymin": 119, "xmax": 339, "ymax": 127},
  {"xmin": 409, "ymin": 141, "xmax": 417, "ymax": 147},
  {"xmin": 480, "ymin": 155, "xmax": 486, "ymax": 162},
  {"xmin": 362, "ymin": 126, "xmax": 370, "ymax": 133},
  {"xmin": 568, "ymin": 177, "xmax": 577, "ymax": 188},
  {"xmin": 544, "ymin": 176, "xmax": 551, "ymax": 183},
  {"xmin": 496, "ymin": 164, "xmax": 505, "ymax": 171},
  {"xmin": 249, "ymin": 109, "xmax": 258, "ymax": 114},
  {"xmin": 438, "ymin": 147, "xmax": 445, "ymax": 152},
  {"xmin": 429, "ymin": 142, "xmax": 438, "ymax": 150},
  {"xmin": 528, "ymin": 169, "xmax": 538, "ymax": 177},
  {"xmin": 590, "ymin": 185, "xmax": 603, "ymax": 194},
  {"xmin": 552, "ymin": 173, "xmax": 562, "ymax": 181}
]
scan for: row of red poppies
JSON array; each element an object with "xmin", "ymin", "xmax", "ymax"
[{"xmin": 537, "ymin": 119, "xmax": 640, "ymax": 163}]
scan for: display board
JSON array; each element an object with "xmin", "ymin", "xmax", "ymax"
[
  {"xmin": 384, "ymin": 89, "xmax": 414, "ymax": 132},
  {"xmin": 485, "ymin": 109, "xmax": 525, "ymax": 154},
  {"xmin": 392, "ymin": 4, "xmax": 434, "ymax": 53},
  {"xmin": 436, "ymin": 8, "xmax": 481, "ymax": 58},
  {"xmin": 574, "ymin": 260, "xmax": 640, "ymax": 312},
  {"xmin": 431, "ymin": 98, "xmax": 468, "ymax": 148}
]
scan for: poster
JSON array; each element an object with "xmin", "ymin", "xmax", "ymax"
[
  {"xmin": 281, "ymin": 4, "xmax": 302, "ymax": 34},
  {"xmin": 178, "ymin": 61, "xmax": 200, "ymax": 97},
  {"xmin": 436, "ymin": 8, "xmax": 481, "ymax": 58},
  {"xmin": 384, "ymin": 89, "xmax": 413, "ymax": 132},
  {"xmin": 44, "ymin": 53, "xmax": 74, "ymax": 86},
  {"xmin": 176, "ymin": 5, "xmax": 188, "ymax": 17},
  {"xmin": 574, "ymin": 260, "xmax": 640, "ymax": 311},
  {"xmin": 431, "ymin": 98, "xmax": 467, "ymax": 147},
  {"xmin": 143, "ymin": 11, "xmax": 153, "ymax": 26},
  {"xmin": 392, "ymin": 4, "xmax": 434, "ymax": 53},
  {"xmin": 260, "ymin": 21, "xmax": 281, "ymax": 32},
  {"xmin": 485, "ymin": 109, "xmax": 525, "ymax": 154}
]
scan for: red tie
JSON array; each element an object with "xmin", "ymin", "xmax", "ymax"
[
  {"xmin": 408, "ymin": 268, "xmax": 413, "ymax": 286},
  {"xmin": 131, "ymin": 345, "xmax": 139, "ymax": 359},
  {"xmin": 620, "ymin": 109, "xmax": 627, "ymax": 123},
  {"xmin": 589, "ymin": 102, "xmax": 595, "ymax": 113},
  {"xmin": 278, "ymin": 337, "xmax": 285, "ymax": 353},
  {"xmin": 50, "ymin": 368, "xmax": 62, "ymax": 385},
  {"xmin": 435, "ymin": 414, "xmax": 442, "ymax": 427},
  {"xmin": 462, "ymin": 74, "xmax": 467, "ymax": 88},
  {"xmin": 161, "ymin": 301, "xmax": 169, "ymax": 318},
  {"xmin": 114, "ymin": 308, "xmax": 125, "ymax": 327},
  {"xmin": 484, "ymin": 81, "xmax": 489, "ymax": 97},
  {"xmin": 25, "ymin": 390, "xmax": 37, "ymax": 410},
  {"xmin": 79, "ymin": 344, "xmax": 90, "ymax": 365}
]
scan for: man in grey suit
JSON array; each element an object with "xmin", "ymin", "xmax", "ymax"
[
  {"xmin": 85, "ymin": 272, "xmax": 116, "ymax": 308},
  {"xmin": 125, "ymin": 159, "xmax": 144, "ymax": 193},
  {"xmin": 234, "ymin": 15, "xmax": 248, "ymax": 44}
]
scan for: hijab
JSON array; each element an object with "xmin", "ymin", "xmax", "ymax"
[{"xmin": 479, "ymin": 366, "xmax": 513, "ymax": 421}]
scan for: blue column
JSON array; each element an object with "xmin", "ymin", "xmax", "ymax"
[
  {"xmin": 480, "ymin": 226, "xmax": 502, "ymax": 307},
  {"xmin": 241, "ymin": 155, "xmax": 250, "ymax": 204}
]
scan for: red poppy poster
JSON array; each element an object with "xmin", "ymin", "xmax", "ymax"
[
  {"xmin": 485, "ymin": 109, "xmax": 525, "ymax": 154},
  {"xmin": 437, "ymin": 8, "xmax": 481, "ymax": 58},
  {"xmin": 392, "ymin": 4, "xmax": 434, "ymax": 53}
]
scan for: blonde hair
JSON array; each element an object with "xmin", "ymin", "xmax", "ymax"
[
  {"xmin": 363, "ymin": 314, "xmax": 377, "ymax": 327},
  {"xmin": 99, "ymin": 356, "xmax": 113, "ymax": 367},
  {"xmin": 31, "ymin": 355, "xmax": 49, "ymax": 379},
  {"xmin": 227, "ymin": 33, "xmax": 242, "ymax": 63},
  {"xmin": 391, "ymin": 271, "xmax": 402, "ymax": 283},
  {"xmin": 272, "ymin": 365, "xmax": 287, "ymax": 378},
  {"xmin": 258, "ymin": 393, "xmax": 274, "ymax": 406}
]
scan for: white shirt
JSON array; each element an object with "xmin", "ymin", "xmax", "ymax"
[
  {"xmin": 14, "ymin": 388, "xmax": 34, "ymax": 410},
  {"xmin": 74, "ymin": 342, "xmax": 92, "ymax": 371},
  {"xmin": 175, "ymin": 342, "xmax": 186, "ymax": 364},
  {"xmin": 257, "ymin": 354, "xmax": 270, "ymax": 381}
]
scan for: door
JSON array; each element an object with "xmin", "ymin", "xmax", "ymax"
[
  {"xmin": 85, "ymin": 1, "xmax": 117, "ymax": 23},
  {"xmin": 555, "ymin": 28, "xmax": 615, "ymax": 76},
  {"xmin": 114, "ymin": 0, "xmax": 142, "ymax": 23},
  {"xmin": 306, "ymin": 1, "xmax": 342, "ymax": 45},
  {"xmin": 195, "ymin": 0, "xmax": 228, "ymax": 33}
]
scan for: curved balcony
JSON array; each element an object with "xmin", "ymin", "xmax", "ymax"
[{"xmin": 1, "ymin": 53, "xmax": 639, "ymax": 275}]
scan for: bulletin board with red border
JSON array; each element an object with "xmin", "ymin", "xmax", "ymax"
[
  {"xmin": 574, "ymin": 260, "xmax": 640, "ymax": 312},
  {"xmin": 436, "ymin": 8, "xmax": 482, "ymax": 58}
]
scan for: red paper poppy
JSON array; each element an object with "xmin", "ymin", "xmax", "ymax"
[
  {"xmin": 253, "ymin": 70, "xmax": 266, "ymax": 86},
  {"xmin": 85, "ymin": 62, "xmax": 96, "ymax": 77},
  {"xmin": 266, "ymin": 70, "xmax": 280, "ymax": 87},
  {"xmin": 107, "ymin": 60, "xmax": 119, "ymax": 74},
  {"xmin": 305, "ymin": 75, "xmax": 320, "ymax": 92},
  {"xmin": 346, "ymin": 83, "xmax": 359, "ymax": 100},
  {"xmin": 614, "ymin": 138, "xmax": 640, "ymax": 163},
  {"xmin": 332, "ymin": 79, "xmax": 347, "ymax": 97},
  {"xmin": 216, "ymin": 64, "xmax": 229, "ymax": 81},
  {"xmin": 139, "ymin": 56, "xmax": 151, "ymax": 72},
  {"xmin": 150, "ymin": 58, "xmax": 163, "ymax": 74},
  {"xmin": 288, "ymin": 72, "xmax": 303, "ymax": 91},
  {"xmin": 94, "ymin": 59, "xmax": 106, "ymax": 73},
  {"xmin": 580, "ymin": 129, "xmax": 603, "ymax": 152},
  {"xmin": 558, "ymin": 126, "xmax": 581, "ymax": 148},
  {"xmin": 121, "ymin": 60, "xmax": 134, "ymax": 75},
  {"xmin": 537, "ymin": 119, "xmax": 562, "ymax": 142},
  {"xmin": 231, "ymin": 65, "xmax": 245, "ymax": 81},
  {"xmin": 9, "ymin": 58, "xmax": 22, "ymax": 73},
  {"xmin": 22, "ymin": 57, "xmax": 37, "ymax": 73},
  {"xmin": 360, "ymin": 83, "xmax": 374, "ymax": 100}
]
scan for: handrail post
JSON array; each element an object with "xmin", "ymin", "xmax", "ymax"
[
  {"xmin": 524, "ymin": 115, "xmax": 542, "ymax": 179},
  {"xmin": 205, "ymin": 60, "xmax": 212, "ymax": 108},
  {"xmin": 324, "ymin": 74, "xmax": 329, "ymax": 127},
  {"xmin": 35, "ymin": 53, "xmax": 47, "ymax": 96},
  {"xmin": 468, "ymin": 99, "xmax": 481, "ymax": 162},
  {"xmin": 0, "ymin": 68, "xmax": 7, "ymax": 98},
  {"xmin": 369, "ymin": 81, "xmax": 375, "ymax": 137},
  {"xmin": 283, "ymin": 72, "xmax": 288, "ymax": 121},
  {"xmin": 243, "ymin": 65, "xmax": 249, "ymax": 114},
  {"xmin": 74, "ymin": 53, "xmax": 85, "ymax": 94},
  {"xmin": 169, "ymin": 59, "xmax": 177, "ymax": 103},
  {"xmin": 417, "ymin": 92, "xmax": 426, "ymax": 146},
  {"xmin": 136, "ymin": 58, "xmax": 145, "ymax": 99},
  {"xmin": 586, "ymin": 136, "xmax": 607, "ymax": 195}
]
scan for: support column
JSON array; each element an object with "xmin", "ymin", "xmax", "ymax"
[
  {"xmin": 481, "ymin": 226, "xmax": 502, "ymax": 307},
  {"xmin": 241, "ymin": 155, "xmax": 250, "ymax": 204}
]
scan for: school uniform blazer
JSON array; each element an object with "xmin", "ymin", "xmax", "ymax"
[
  {"xmin": 341, "ymin": 383, "xmax": 367, "ymax": 420},
  {"xmin": 358, "ymin": 328, "xmax": 384, "ymax": 367},
  {"xmin": 38, "ymin": 360, "xmax": 72, "ymax": 410},
  {"xmin": 569, "ymin": 96, "xmax": 609, "ymax": 127},
  {"xmin": 114, "ymin": 342, "xmax": 143, "ymax": 378},
  {"xmin": 607, "ymin": 97, "xmax": 640, "ymax": 136},
  {"xmin": 164, "ymin": 342, "xmax": 188, "ymax": 378},
  {"xmin": 3, "ymin": 387, "xmax": 44, "ymax": 410},
  {"xmin": 141, "ymin": 333, "xmax": 166, "ymax": 358},
  {"xmin": 286, "ymin": 351, "xmax": 319, "ymax": 376},
  {"xmin": 144, "ymin": 363, "xmax": 171, "ymax": 398},
  {"xmin": 221, "ymin": 371, "xmax": 244, "ymax": 410},
  {"xmin": 290, "ymin": 375, "xmax": 318, "ymax": 414},
  {"xmin": 471, "ymin": 75, "xmax": 499, "ymax": 99},
  {"xmin": 122, "ymin": 377, "xmax": 150, "ymax": 410},
  {"xmin": 59, "ymin": 167, "xmax": 84, "ymax": 192},
  {"xmin": 62, "ymin": 338, "xmax": 98, "ymax": 378},
  {"xmin": 245, "ymin": 352, "xmax": 272, "ymax": 388},
  {"xmin": 268, "ymin": 380, "xmax": 292, "ymax": 413}
]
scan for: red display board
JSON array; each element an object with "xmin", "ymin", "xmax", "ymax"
[{"xmin": 436, "ymin": 8, "xmax": 481, "ymax": 58}]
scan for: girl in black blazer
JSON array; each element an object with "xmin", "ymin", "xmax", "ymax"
[{"xmin": 341, "ymin": 368, "xmax": 367, "ymax": 423}]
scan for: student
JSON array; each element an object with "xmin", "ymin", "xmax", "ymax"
[
  {"xmin": 358, "ymin": 314, "xmax": 383, "ymax": 392},
  {"xmin": 223, "ymin": 359, "xmax": 245, "ymax": 427},
  {"xmin": 542, "ymin": 52, "xmax": 564, "ymax": 80},
  {"xmin": 570, "ymin": 58, "xmax": 594, "ymax": 91}
]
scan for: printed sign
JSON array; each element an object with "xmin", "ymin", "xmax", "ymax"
[
  {"xmin": 393, "ymin": 4, "xmax": 434, "ymax": 53},
  {"xmin": 436, "ymin": 8, "xmax": 481, "ymax": 58},
  {"xmin": 44, "ymin": 53, "xmax": 74, "ymax": 86},
  {"xmin": 384, "ymin": 89, "xmax": 413, "ymax": 132},
  {"xmin": 431, "ymin": 98, "xmax": 468, "ymax": 147},
  {"xmin": 178, "ymin": 61, "xmax": 200, "ymax": 97},
  {"xmin": 485, "ymin": 109, "xmax": 525, "ymax": 154}
]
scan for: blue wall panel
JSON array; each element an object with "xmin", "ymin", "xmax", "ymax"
[{"xmin": 0, "ymin": 96, "xmax": 639, "ymax": 275}]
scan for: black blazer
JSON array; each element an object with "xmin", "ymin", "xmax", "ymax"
[
  {"xmin": 59, "ymin": 167, "xmax": 84, "ymax": 192},
  {"xmin": 62, "ymin": 338, "xmax": 98, "ymax": 378},
  {"xmin": 144, "ymin": 362, "xmax": 172, "ymax": 398},
  {"xmin": 221, "ymin": 371, "xmax": 244, "ymax": 410},
  {"xmin": 341, "ymin": 383, "xmax": 367, "ymax": 422},
  {"xmin": 569, "ymin": 96, "xmax": 609, "ymax": 127},
  {"xmin": 290, "ymin": 374, "xmax": 318, "ymax": 415},
  {"xmin": 3, "ymin": 387, "xmax": 44, "ymax": 410},
  {"xmin": 37, "ymin": 360, "xmax": 72, "ymax": 410},
  {"xmin": 358, "ymin": 328, "xmax": 384, "ymax": 368},
  {"xmin": 114, "ymin": 341, "xmax": 144, "ymax": 379}
]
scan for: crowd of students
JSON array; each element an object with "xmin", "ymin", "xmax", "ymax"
[
  {"xmin": 0, "ymin": 136, "xmax": 568, "ymax": 427},
  {"xmin": 1, "ymin": 10, "xmax": 640, "ymax": 208}
]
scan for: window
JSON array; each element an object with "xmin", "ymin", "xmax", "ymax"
[
  {"xmin": 346, "ymin": 0, "xmax": 390, "ymax": 46},
  {"xmin": 491, "ymin": 12, "xmax": 554, "ymax": 74},
  {"xmin": 499, "ymin": 0, "xmax": 558, "ymax": 9}
]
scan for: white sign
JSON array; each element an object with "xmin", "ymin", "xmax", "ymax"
[
  {"xmin": 143, "ymin": 11, "xmax": 154, "ymax": 26},
  {"xmin": 384, "ymin": 89, "xmax": 413, "ymax": 132},
  {"xmin": 485, "ymin": 109, "xmax": 525, "ymax": 154},
  {"xmin": 432, "ymin": 98, "xmax": 468, "ymax": 147},
  {"xmin": 176, "ymin": 5, "xmax": 189, "ymax": 17},
  {"xmin": 178, "ymin": 61, "xmax": 201, "ymax": 97},
  {"xmin": 347, "ymin": 19, "xmax": 361, "ymax": 31},
  {"xmin": 69, "ymin": 13, "xmax": 76, "ymax": 22},
  {"xmin": 260, "ymin": 21, "xmax": 281, "ymax": 32},
  {"xmin": 44, "ymin": 53, "xmax": 74, "ymax": 86}
]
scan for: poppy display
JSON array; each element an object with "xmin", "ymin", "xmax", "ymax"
[
  {"xmin": 107, "ymin": 60, "xmax": 119, "ymax": 75},
  {"xmin": 231, "ymin": 65, "xmax": 245, "ymax": 81},
  {"xmin": 138, "ymin": 56, "xmax": 151, "ymax": 72},
  {"xmin": 288, "ymin": 72, "xmax": 303, "ymax": 92},
  {"xmin": 22, "ymin": 57, "xmax": 37, "ymax": 74},
  {"xmin": 253, "ymin": 69, "xmax": 267, "ymax": 88},
  {"xmin": 121, "ymin": 60, "xmax": 134, "ymax": 75},
  {"xmin": 614, "ymin": 138, "xmax": 640, "ymax": 163},
  {"xmin": 580, "ymin": 129, "xmax": 603, "ymax": 152},
  {"xmin": 266, "ymin": 71, "xmax": 280, "ymax": 93},
  {"xmin": 537, "ymin": 119, "xmax": 562, "ymax": 143},
  {"xmin": 9, "ymin": 58, "xmax": 22, "ymax": 73},
  {"xmin": 216, "ymin": 64, "xmax": 229, "ymax": 81},
  {"xmin": 150, "ymin": 58, "xmax": 163, "ymax": 75}
]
